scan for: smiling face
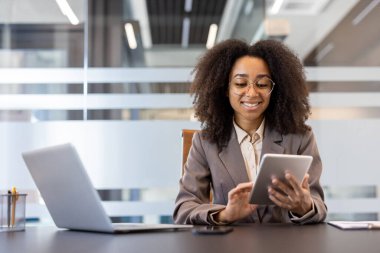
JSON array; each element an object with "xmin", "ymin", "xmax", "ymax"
[{"xmin": 228, "ymin": 56, "xmax": 272, "ymax": 133}]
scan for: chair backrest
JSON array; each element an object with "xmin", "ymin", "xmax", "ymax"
[
  {"xmin": 181, "ymin": 129, "xmax": 198, "ymax": 175},
  {"xmin": 181, "ymin": 129, "xmax": 213, "ymax": 202}
]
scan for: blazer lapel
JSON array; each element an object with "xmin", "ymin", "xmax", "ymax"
[
  {"xmin": 261, "ymin": 125, "xmax": 284, "ymax": 157},
  {"xmin": 219, "ymin": 129, "xmax": 250, "ymax": 185},
  {"xmin": 218, "ymin": 125, "xmax": 284, "ymax": 186}
]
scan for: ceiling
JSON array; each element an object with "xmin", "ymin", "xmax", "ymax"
[
  {"xmin": 1, "ymin": 0, "xmax": 378, "ymax": 67},
  {"xmin": 270, "ymin": 0, "xmax": 359, "ymax": 59},
  {"xmin": 304, "ymin": 0, "xmax": 380, "ymax": 66},
  {"xmin": 146, "ymin": 0, "xmax": 227, "ymax": 45}
]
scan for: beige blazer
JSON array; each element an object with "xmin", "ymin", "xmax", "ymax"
[{"xmin": 173, "ymin": 126, "xmax": 327, "ymax": 225}]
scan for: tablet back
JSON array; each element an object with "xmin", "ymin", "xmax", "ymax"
[{"xmin": 250, "ymin": 154, "xmax": 313, "ymax": 205}]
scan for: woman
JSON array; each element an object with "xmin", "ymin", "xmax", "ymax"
[{"xmin": 173, "ymin": 39, "xmax": 327, "ymax": 225}]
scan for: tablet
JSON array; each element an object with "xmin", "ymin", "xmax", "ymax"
[{"xmin": 249, "ymin": 154, "xmax": 313, "ymax": 205}]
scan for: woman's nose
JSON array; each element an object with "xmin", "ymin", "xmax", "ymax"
[{"xmin": 245, "ymin": 83, "xmax": 258, "ymax": 96}]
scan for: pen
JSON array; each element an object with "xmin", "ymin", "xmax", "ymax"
[
  {"xmin": 7, "ymin": 190, "xmax": 11, "ymax": 227},
  {"xmin": 11, "ymin": 187, "xmax": 17, "ymax": 227}
]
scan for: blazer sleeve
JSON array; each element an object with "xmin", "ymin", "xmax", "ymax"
[
  {"xmin": 173, "ymin": 132, "xmax": 225, "ymax": 225},
  {"xmin": 296, "ymin": 129, "xmax": 327, "ymax": 224}
]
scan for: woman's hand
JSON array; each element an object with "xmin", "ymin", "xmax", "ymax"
[
  {"xmin": 216, "ymin": 182, "xmax": 258, "ymax": 223},
  {"xmin": 268, "ymin": 172, "xmax": 313, "ymax": 216}
]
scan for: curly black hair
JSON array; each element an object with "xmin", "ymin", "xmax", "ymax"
[{"xmin": 191, "ymin": 39, "xmax": 311, "ymax": 150}]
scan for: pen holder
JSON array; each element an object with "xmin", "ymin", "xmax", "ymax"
[{"xmin": 0, "ymin": 193, "xmax": 27, "ymax": 232}]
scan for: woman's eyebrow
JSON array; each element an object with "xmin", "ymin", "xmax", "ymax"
[
  {"xmin": 233, "ymin": 73, "xmax": 271, "ymax": 78},
  {"xmin": 256, "ymin": 74, "xmax": 271, "ymax": 78},
  {"xmin": 232, "ymin": 73, "xmax": 249, "ymax": 78}
]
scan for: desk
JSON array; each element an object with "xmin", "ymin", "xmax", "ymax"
[{"xmin": 1, "ymin": 224, "xmax": 379, "ymax": 253}]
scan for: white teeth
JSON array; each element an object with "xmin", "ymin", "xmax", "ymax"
[{"xmin": 242, "ymin": 102, "xmax": 260, "ymax": 107}]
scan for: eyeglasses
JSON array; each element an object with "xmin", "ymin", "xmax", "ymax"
[{"xmin": 229, "ymin": 76, "xmax": 275, "ymax": 96}]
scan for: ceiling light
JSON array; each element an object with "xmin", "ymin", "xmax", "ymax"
[
  {"xmin": 352, "ymin": 0, "xmax": 380, "ymax": 26},
  {"xmin": 56, "ymin": 0, "xmax": 79, "ymax": 25},
  {"xmin": 269, "ymin": 0, "xmax": 284, "ymax": 15},
  {"xmin": 181, "ymin": 17, "xmax": 191, "ymax": 48},
  {"xmin": 184, "ymin": 0, "xmax": 193, "ymax": 12},
  {"xmin": 125, "ymin": 23, "xmax": 138, "ymax": 50},
  {"xmin": 206, "ymin": 24, "xmax": 218, "ymax": 49}
]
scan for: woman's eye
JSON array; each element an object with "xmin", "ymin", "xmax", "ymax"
[
  {"xmin": 257, "ymin": 83, "xmax": 269, "ymax": 89},
  {"xmin": 235, "ymin": 82, "xmax": 247, "ymax": 87}
]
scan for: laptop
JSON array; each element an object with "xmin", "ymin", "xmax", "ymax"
[{"xmin": 22, "ymin": 143, "xmax": 192, "ymax": 233}]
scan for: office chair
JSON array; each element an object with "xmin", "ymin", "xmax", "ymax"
[
  {"xmin": 181, "ymin": 129, "xmax": 198, "ymax": 175},
  {"xmin": 181, "ymin": 129, "xmax": 213, "ymax": 201}
]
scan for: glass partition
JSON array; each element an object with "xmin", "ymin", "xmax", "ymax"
[{"xmin": 1, "ymin": 0, "xmax": 380, "ymax": 223}]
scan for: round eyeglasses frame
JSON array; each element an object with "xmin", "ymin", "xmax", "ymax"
[{"xmin": 229, "ymin": 76, "xmax": 275, "ymax": 96}]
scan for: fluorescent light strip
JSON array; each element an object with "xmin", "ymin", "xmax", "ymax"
[
  {"xmin": 352, "ymin": 0, "xmax": 380, "ymax": 26},
  {"xmin": 56, "ymin": 0, "xmax": 79, "ymax": 25},
  {"xmin": 184, "ymin": 0, "xmax": 193, "ymax": 12},
  {"xmin": 206, "ymin": 24, "xmax": 218, "ymax": 49},
  {"xmin": 181, "ymin": 17, "xmax": 191, "ymax": 48},
  {"xmin": 125, "ymin": 23, "xmax": 138, "ymax": 49},
  {"xmin": 270, "ymin": 0, "xmax": 284, "ymax": 15}
]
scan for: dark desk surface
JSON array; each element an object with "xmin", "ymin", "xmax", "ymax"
[{"xmin": 1, "ymin": 223, "xmax": 380, "ymax": 253}]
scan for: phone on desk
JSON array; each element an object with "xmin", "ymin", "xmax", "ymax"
[{"xmin": 192, "ymin": 226, "xmax": 233, "ymax": 235}]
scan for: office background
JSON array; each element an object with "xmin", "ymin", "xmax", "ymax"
[{"xmin": 0, "ymin": 0, "xmax": 379, "ymax": 224}]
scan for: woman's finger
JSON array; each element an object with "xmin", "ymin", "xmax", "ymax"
[
  {"xmin": 268, "ymin": 186, "xmax": 292, "ymax": 205},
  {"xmin": 284, "ymin": 172, "xmax": 303, "ymax": 196},
  {"xmin": 301, "ymin": 173, "xmax": 310, "ymax": 190}
]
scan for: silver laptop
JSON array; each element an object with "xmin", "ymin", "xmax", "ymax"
[{"xmin": 22, "ymin": 143, "xmax": 192, "ymax": 233}]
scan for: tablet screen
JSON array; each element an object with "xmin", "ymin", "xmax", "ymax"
[{"xmin": 249, "ymin": 154, "xmax": 313, "ymax": 205}]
